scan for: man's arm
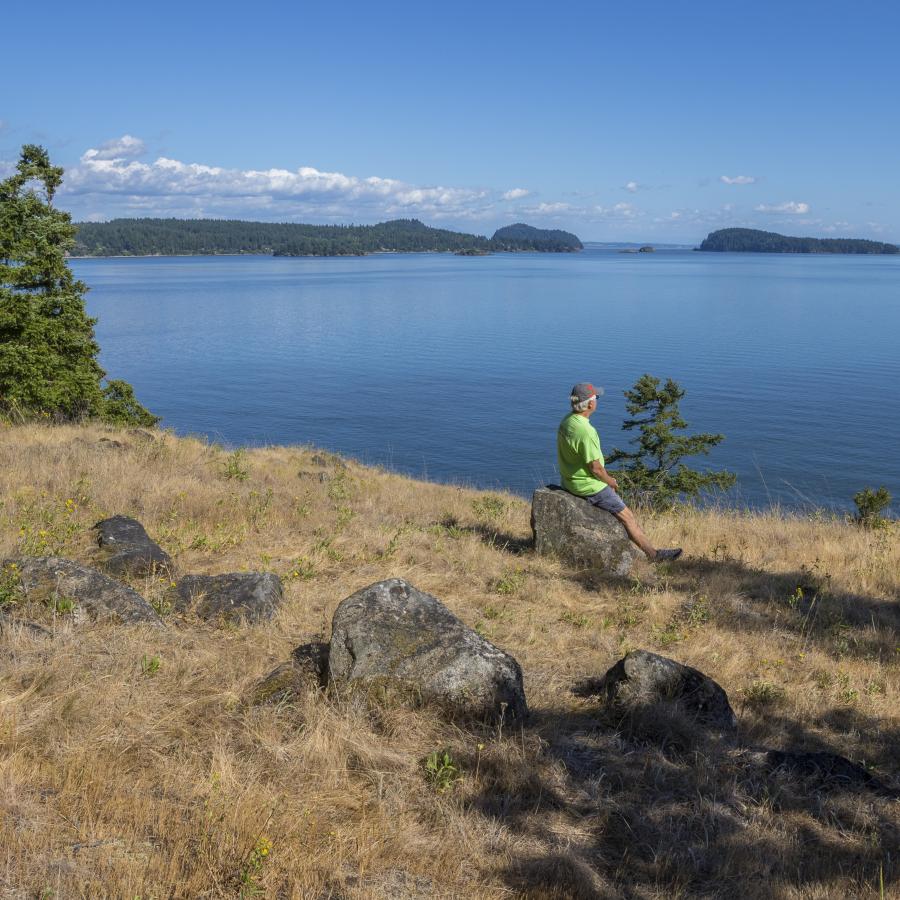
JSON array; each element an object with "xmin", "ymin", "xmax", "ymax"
[{"xmin": 588, "ymin": 458, "xmax": 618, "ymax": 492}]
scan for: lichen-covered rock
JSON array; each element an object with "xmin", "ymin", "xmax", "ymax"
[
  {"xmin": 531, "ymin": 485, "xmax": 638, "ymax": 576},
  {"xmin": 172, "ymin": 572, "xmax": 282, "ymax": 624},
  {"xmin": 3, "ymin": 556, "xmax": 163, "ymax": 626},
  {"xmin": 251, "ymin": 641, "xmax": 329, "ymax": 704},
  {"xmin": 591, "ymin": 649, "xmax": 737, "ymax": 736},
  {"xmin": 328, "ymin": 578, "xmax": 527, "ymax": 721},
  {"xmin": 94, "ymin": 515, "xmax": 173, "ymax": 577}
]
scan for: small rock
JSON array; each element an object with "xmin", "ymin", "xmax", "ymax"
[
  {"xmin": 3, "ymin": 557, "xmax": 163, "ymax": 626},
  {"xmin": 311, "ymin": 453, "xmax": 346, "ymax": 469},
  {"xmin": 328, "ymin": 578, "xmax": 527, "ymax": 721},
  {"xmin": 589, "ymin": 649, "xmax": 737, "ymax": 737},
  {"xmin": 171, "ymin": 572, "xmax": 283, "ymax": 624},
  {"xmin": 251, "ymin": 641, "xmax": 329, "ymax": 704},
  {"xmin": 531, "ymin": 485, "xmax": 639, "ymax": 576},
  {"xmin": 0, "ymin": 611, "xmax": 53, "ymax": 639},
  {"xmin": 94, "ymin": 515, "xmax": 173, "ymax": 577},
  {"xmin": 96, "ymin": 437, "xmax": 128, "ymax": 450}
]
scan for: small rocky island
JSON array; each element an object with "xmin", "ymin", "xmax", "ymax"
[{"xmin": 699, "ymin": 227, "xmax": 899, "ymax": 254}]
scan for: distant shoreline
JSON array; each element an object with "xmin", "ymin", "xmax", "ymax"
[{"xmin": 67, "ymin": 249, "xmax": 558, "ymax": 260}]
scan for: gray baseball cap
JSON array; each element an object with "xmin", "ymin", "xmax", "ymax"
[{"xmin": 571, "ymin": 382, "xmax": 604, "ymax": 402}]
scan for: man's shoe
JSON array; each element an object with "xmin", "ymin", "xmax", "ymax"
[{"xmin": 654, "ymin": 548, "xmax": 683, "ymax": 562}]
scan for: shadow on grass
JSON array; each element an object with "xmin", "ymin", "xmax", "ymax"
[
  {"xmin": 459, "ymin": 701, "xmax": 899, "ymax": 898},
  {"xmin": 438, "ymin": 516, "xmax": 534, "ymax": 555},
  {"xmin": 668, "ymin": 556, "xmax": 900, "ymax": 664},
  {"xmin": 460, "ymin": 516, "xmax": 897, "ymax": 657}
]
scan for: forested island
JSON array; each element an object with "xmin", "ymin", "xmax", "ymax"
[
  {"xmin": 699, "ymin": 228, "xmax": 899, "ymax": 254},
  {"xmin": 72, "ymin": 218, "xmax": 582, "ymax": 257}
]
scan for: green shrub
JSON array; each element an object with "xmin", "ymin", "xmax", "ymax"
[
  {"xmin": 852, "ymin": 486, "xmax": 892, "ymax": 529},
  {"xmin": 423, "ymin": 749, "xmax": 461, "ymax": 793},
  {"xmin": 222, "ymin": 449, "xmax": 250, "ymax": 481}
]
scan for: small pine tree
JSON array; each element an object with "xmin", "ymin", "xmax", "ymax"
[
  {"xmin": 607, "ymin": 374, "xmax": 736, "ymax": 507},
  {"xmin": 0, "ymin": 145, "xmax": 157, "ymax": 425},
  {"xmin": 852, "ymin": 486, "xmax": 892, "ymax": 528}
]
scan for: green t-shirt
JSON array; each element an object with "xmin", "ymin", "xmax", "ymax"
[{"xmin": 557, "ymin": 412, "xmax": 608, "ymax": 496}]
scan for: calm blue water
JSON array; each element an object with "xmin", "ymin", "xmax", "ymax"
[{"xmin": 72, "ymin": 250, "xmax": 900, "ymax": 513}]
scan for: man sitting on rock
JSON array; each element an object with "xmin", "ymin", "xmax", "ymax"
[{"xmin": 558, "ymin": 383, "xmax": 682, "ymax": 562}]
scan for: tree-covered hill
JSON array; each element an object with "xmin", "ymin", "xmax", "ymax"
[
  {"xmin": 699, "ymin": 228, "xmax": 899, "ymax": 254},
  {"xmin": 490, "ymin": 223, "xmax": 583, "ymax": 252},
  {"xmin": 72, "ymin": 218, "xmax": 584, "ymax": 257}
]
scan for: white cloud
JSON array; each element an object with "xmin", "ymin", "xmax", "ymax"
[
  {"xmin": 594, "ymin": 202, "xmax": 637, "ymax": 218},
  {"xmin": 519, "ymin": 202, "xmax": 571, "ymax": 215},
  {"xmin": 81, "ymin": 134, "xmax": 146, "ymax": 162},
  {"xmin": 624, "ymin": 181, "xmax": 640, "ymax": 193},
  {"xmin": 720, "ymin": 175, "xmax": 756, "ymax": 185},
  {"xmin": 502, "ymin": 187, "xmax": 530, "ymax": 200},
  {"xmin": 754, "ymin": 201, "xmax": 810, "ymax": 214},
  {"xmin": 63, "ymin": 139, "xmax": 494, "ymax": 222}
]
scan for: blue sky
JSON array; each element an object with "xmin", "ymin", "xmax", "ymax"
[{"xmin": 2, "ymin": 0, "xmax": 898, "ymax": 242}]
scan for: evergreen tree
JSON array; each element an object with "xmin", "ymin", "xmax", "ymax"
[
  {"xmin": 607, "ymin": 374, "xmax": 736, "ymax": 507},
  {"xmin": 0, "ymin": 145, "xmax": 157, "ymax": 425}
]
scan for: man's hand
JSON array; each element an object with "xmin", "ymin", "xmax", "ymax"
[{"xmin": 589, "ymin": 459, "xmax": 618, "ymax": 492}]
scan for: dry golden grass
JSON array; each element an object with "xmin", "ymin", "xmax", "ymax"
[{"xmin": 0, "ymin": 422, "xmax": 897, "ymax": 899}]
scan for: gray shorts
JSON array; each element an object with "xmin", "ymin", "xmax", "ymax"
[{"xmin": 585, "ymin": 486, "xmax": 626, "ymax": 514}]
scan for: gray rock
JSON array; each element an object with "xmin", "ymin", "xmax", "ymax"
[
  {"xmin": 3, "ymin": 556, "xmax": 163, "ymax": 626},
  {"xmin": 127, "ymin": 428, "xmax": 156, "ymax": 442},
  {"xmin": 94, "ymin": 515, "xmax": 173, "ymax": 577},
  {"xmin": 591, "ymin": 649, "xmax": 737, "ymax": 735},
  {"xmin": 0, "ymin": 611, "xmax": 53, "ymax": 639},
  {"xmin": 172, "ymin": 572, "xmax": 283, "ymax": 624},
  {"xmin": 743, "ymin": 749, "xmax": 898, "ymax": 797},
  {"xmin": 310, "ymin": 452, "xmax": 346, "ymax": 469},
  {"xmin": 531, "ymin": 485, "xmax": 639, "ymax": 576},
  {"xmin": 252, "ymin": 641, "xmax": 329, "ymax": 704},
  {"xmin": 328, "ymin": 578, "xmax": 527, "ymax": 721},
  {"xmin": 96, "ymin": 437, "xmax": 128, "ymax": 450}
]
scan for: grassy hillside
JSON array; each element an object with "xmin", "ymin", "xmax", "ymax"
[{"xmin": 0, "ymin": 424, "xmax": 896, "ymax": 898}]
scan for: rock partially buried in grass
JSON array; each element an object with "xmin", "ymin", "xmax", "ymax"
[
  {"xmin": 531, "ymin": 485, "xmax": 638, "ymax": 576},
  {"xmin": 94, "ymin": 515, "xmax": 173, "ymax": 577},
  {"xmin": 172, "ymin": 572, "xmax": 283, "ymax": 624},
  {"xmin": 328, "ymin": 578, "xmax": 527, "ymax": 721},
  {"xmin": 3, "ymin": 556, "xmax": 163, "ymax": 626},
  {"xmin": 252, "ymin": 641, "xmax": 329, "ymax": 704},
  {"xmin": 0, "ymin": 611, "xmax": 53, "ymax": 639},
  {"xmin": 586, "ymin": 649, "xmax": 737, "ymax": 739}
]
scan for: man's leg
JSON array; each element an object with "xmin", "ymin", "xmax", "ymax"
[
  {"xmin": 586, "ymin": 488, "xmax": 682, "ymax": 562},
  {"xmin": 615, "ymin": 505, "xmax": 657, "ymax": 559}
]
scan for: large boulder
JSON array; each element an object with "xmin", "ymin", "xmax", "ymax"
[
  {"xmin": 3, "ymin": 556, "xmax": 163, "ymax": 626},
  {"xmin": 171, "ymin": 572, "xmax": 283, "ymax": 624},
  {"xmin": 531, "ymin": 485, "xmax": 638, "ymax": 576},
  {"xmin": 328, "ymin": 578, "xmax": 527, "ymax": 721},
  {"xmin": 94, "ymin": 515, "xmax": 173, "ymax": 577},
  {"xmin": 586, "ymin": 649, "xmax": 737, "ymax": 740}
]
